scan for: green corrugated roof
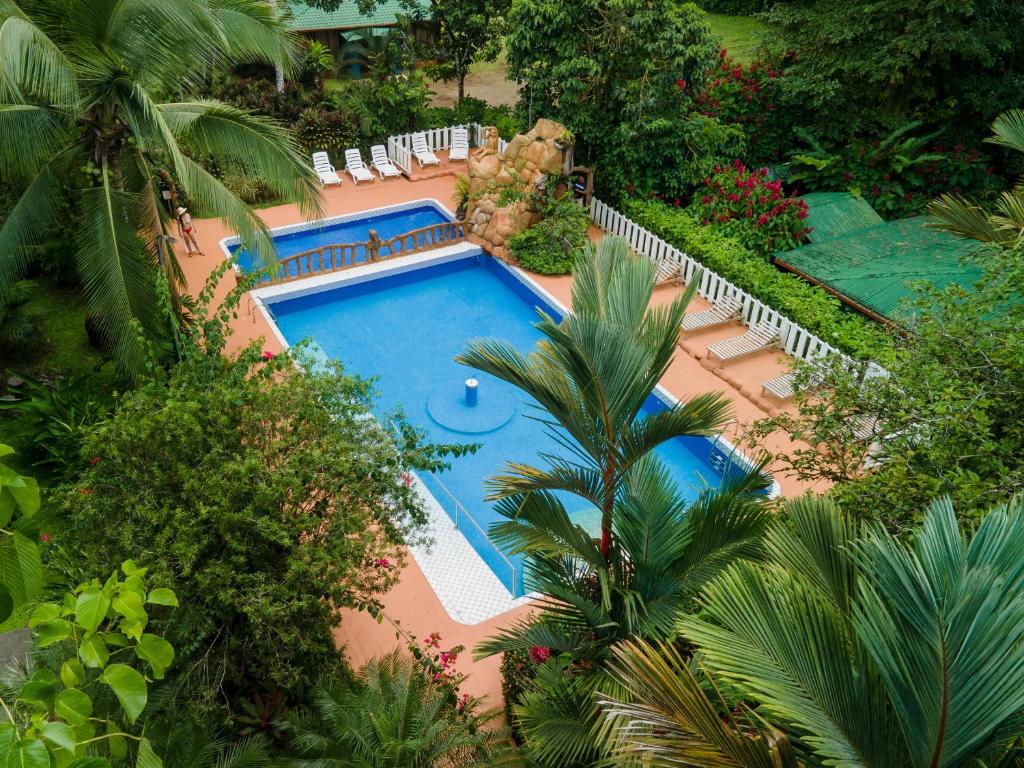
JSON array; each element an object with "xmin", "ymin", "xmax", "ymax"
[
  {"xmin": 800, "ymin": 192, "xmax": 885, "ymax": 243},
  {"xmin": 285, "ymin": 0, "xmax": 427, "ymax": 31},
  {"xmin": 775, "ymin": 214, "xmax": 982, "ymax": 325}
]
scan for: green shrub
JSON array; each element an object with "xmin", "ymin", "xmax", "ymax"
[
  {"xmin": 699, "ymin": 0, "xmax": 773, "ymax": 12},
  {"xmin": 425, "ymin": 99, "xmax": 524, "ymax": 140},
  {"xmin": 499, "ymin": 647, "xmax": 537, "ymax": 738},
  {"xmin": 293, "ymin": 107, "xmax": 360, "ymax": 163},
  {"xmin": 509, "ymin": 198, "xmax": 589, "ymax": 275},
  {"xmin": 622, "ymin": 198, "xmax": 895, "ymax": 361}
]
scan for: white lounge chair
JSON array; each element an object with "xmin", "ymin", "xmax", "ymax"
[
  {"xmin": 411, "ymin": 132, "xmax": 440, "ymax": 167},
  {"xmin": 449, "ymin": 127, "xmax": 469, "ymax": 162},
  {"xmin": 311, "ymin": 152, "xmax": 342, "ymax": 187},
  {"xmin": 344, "ymin": 149, "xmax": 374, "ymax": 184},
  {"xmin": 706, "ymin": 321, "xmax": 781, "ymax": 364},
  {"xmin": 654, "ymin": 260, "xmax": 682, "ymax": 286},
  {"xmin": 681, "ymin": 294, "xmax": 743, "ymax": 334},
  {"xmin": 370, "ymin": 145, "xmax": 402, "ymax": 178}
]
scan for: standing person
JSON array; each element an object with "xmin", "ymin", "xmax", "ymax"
[{"xmin": 175, "ymin": 206, "xmax": 203, "ymax": 255}]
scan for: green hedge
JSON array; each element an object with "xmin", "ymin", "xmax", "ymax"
[{"xmin": 622, "ymin": 199, "xmax": 895, "ymax": 361}]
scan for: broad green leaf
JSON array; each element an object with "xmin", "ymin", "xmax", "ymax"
[
  {"xmin": 111, "ymin": 591, "xmax": 145, "ymax": 622},
  {"xmin": 0, "ymin": 585, "xmax": 14, "ymax": 624},
  {"xmin": 60, "ymin": 659, "xmax": 86, "ymax": 688},
  {"xmin": 16, "ymin": 738, "xmax": 49, "ymax": 768},
  {"xmin": 56, "ymin": 689, "xmax": 92, "ymax": 726},
  {"xmin": 19, "ymin": 680, "xmax": 56, "ymax": 710},
  {"xmin": 29, "ymin": 604, "xmax": 60, "ymax": 623},
  {"xmin": 122, "ymin": 575, "xmax": 145, "ymax": 596},
  {"xmin": 134, "ymin": 635, "xmax": 174, "ymax": 680},
  {"xmin": 42, "ymin": 721, "xmax": 77, "ymax": 752},
  {"xmin": 0, "ymin": 531, "xmax": 43, "ymax": 606},
  {"xmin": 32, "ymin": 619, "xmax": 73, "ymax": 648},
  {"xmin": 0, "ymin": 493, "xmax": 13, "ymax": 529},
  {"xmin": 99, "ymin": 664, "xmax": 146, "ymax": 724},
  {"xmin": 79, "ymin": 634, "xmax": 109, "ymax": 668},
  {"xmin": 102, "ymin": 632, "xmax": 129, "ymax": 648},
  {"xmin": 0, "ymin": 723, "xmax": 17, "ymax": 763},
  {"xmin": 144, "ymin": 589, "xmax": 177, "ymax": 608},
  {"xmin": 120, "ymin": 560, "xmax": 140, "ymax": 576},
  {"xmin": 74, "ymin": 588, "xmax": 110, "ymax": 633},
  {"xmin": 119, "ymin": 618, "xmax": 145, "ymax": 642},
  {"xmin": 0, "ymin": 473, "xmax": 39, "ymax": 520},
  {"xmin": 136, "ymin": 738, "xmax": 161, "ymax": 768}
]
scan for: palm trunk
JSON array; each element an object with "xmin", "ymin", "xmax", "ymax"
[{"xmin": 600, "ymin": 458, "xmax": 615, "ymax": 559}]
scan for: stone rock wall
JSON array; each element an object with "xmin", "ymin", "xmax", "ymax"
[{"xmin": 464, "ymin": 118, "xmax": 570, "ymax": 262}]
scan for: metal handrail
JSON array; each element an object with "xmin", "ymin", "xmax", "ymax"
[{"xmin": 428, "ymin": 471, "xmax": 518, "ymax": 597}]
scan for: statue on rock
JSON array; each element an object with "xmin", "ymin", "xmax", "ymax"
[{"xmin": 464, "ymin": 119, "xmax": 573, "ymax": 263}]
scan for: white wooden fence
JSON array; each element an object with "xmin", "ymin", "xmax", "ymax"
[
  {"xmin": 386, "ymin": 124, "xmax": 479, "ymax": 176},
  {"xmin": 589, "ymin": 197, "xmax": 842, "ymax": 365}
]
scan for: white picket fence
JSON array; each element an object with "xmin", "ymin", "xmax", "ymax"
[
  {"xmin": 589, "ymin": 197, "xmax": 842, "ymax": 366},
  {"xmin": 386, "ymin": 124, "xmax": 479, "ymax": 176}
]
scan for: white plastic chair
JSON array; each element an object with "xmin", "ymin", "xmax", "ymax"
[
  {"xmin": 344, "ymin": 149, "xmax": 374, "ymax": 184},
  {"xmin": 449, "ymin": 127, "xmax": 469, "ymax": 162},
  {"xmin": 311, "ymin": 152, "xmax": 342, "ymax": 187},
  {"xmin": 370, "ymin": 145, "xmax": 402, "ymax": 178},
  {"xmin": 411, "ymin": 132, "xmax": 440, "ymax": 167}
]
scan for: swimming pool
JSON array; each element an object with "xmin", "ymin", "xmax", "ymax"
[
  {"xmin": 225, "ymin": 200, "xmax": 454, "ymax": 275},
  {"xmin": 260, "ymin": 247, "xmax": 760, "ymax": 597}
]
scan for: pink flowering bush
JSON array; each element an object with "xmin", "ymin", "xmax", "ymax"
[
  {"xmin": 691, "ymin": 159, "xmax": 811, "ymax": 256},
  {"xmin": 696, "ymin": 49, "xmax": 793, "ymax": 164}
]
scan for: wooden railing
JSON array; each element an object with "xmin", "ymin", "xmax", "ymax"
[{"xmin": 265, "ymin": 220, "xmax": 467, "ymax": 285}]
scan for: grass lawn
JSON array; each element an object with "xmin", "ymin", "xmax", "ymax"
[
  {"xmin": 705, "ymin": 13, "xmax": 770, "ymax": 64},
  {"xmin": 11, "ymin": 278, "xmax": 104, "ymax": 377}
]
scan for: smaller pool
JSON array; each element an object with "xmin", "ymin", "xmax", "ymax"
[{"xmin": 228, "ymin": 201, "xmax": 454, "ymax": 276}]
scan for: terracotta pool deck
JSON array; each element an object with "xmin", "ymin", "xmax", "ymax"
[{"xmin": 179, "ymin": 157, "xmax": 824, "ymax": 705}]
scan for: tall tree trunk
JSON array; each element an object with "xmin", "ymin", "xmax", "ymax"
[
  {"xmin": 457, "ymin": 70, "xmax": 465, "ymax": 102},
  {"xmin": 270, "ymin": 0, "xmax": 285, "ymax": 93}
]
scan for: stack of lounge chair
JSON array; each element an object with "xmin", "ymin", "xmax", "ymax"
[
  {"xmin": 654, "ymin": 260, "xmax": 682, "ymax": 286},
  {"xmin": 311, "ymin": 151, "xmax": 342, "ymax": 187}
]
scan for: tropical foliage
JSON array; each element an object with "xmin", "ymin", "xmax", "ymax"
[
  {"xmin": 747, "ymin": 246, "xmax": 1024, "ymax": 530},
  {"xmin": 929, "ymin": 109, "xmax": 1024, "ymax": 246},
  {"xmin": 458, "ymin": 235, "xmax": 732, "ymax": 557},
  {"xmin": 281, "ymin": 649, "xmax": 519, "ymax": 767},
  {"xmin": 508, "ymin": 195, "xmax": 589, "ymax": 275},
  {"xmin": 55, "ymin": 269, "xmax": 469, "ymax": 706},
  {"xmin": 0, "ymin": 0, "xmax": 320, "ymax": 376},
  {"xmin": 601, "ymin": 493, "xmax": 1024, "ymax": 768}
]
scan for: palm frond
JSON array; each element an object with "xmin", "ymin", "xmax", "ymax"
[
  {"xmin": 986, "ymin": 109, "xmax": 1024, "ymax": 154},
  {"xmin": 0, "ymin": 11, "xmax": 77, "ymax": 104},
  {"xmin": 926, "ymin": 194, "xmax": 1009, "ymax": 245}
]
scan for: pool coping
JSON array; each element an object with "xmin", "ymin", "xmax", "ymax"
[{"xmin": 245, "ymin": 233, "xmax": 780, "ymax": 625}]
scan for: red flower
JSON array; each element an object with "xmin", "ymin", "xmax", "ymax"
[
  {"xmin": 402, "ymin": 472, "xmax": 412, "ymax": 488},
  {"xmin": 719, "ymin": 48, "xmax": 728, "ymax": 59},
  {"xmin": 262, "ymin": 350, "xmax": 275, "ymax": 361},
  {"xmin": 374, "ymin": 557, "xmax": 390, "ymax": 569},
  {"xmin": 425, "ymin": 632, "xmax": 442, "ymax": 648},
  {"xmin": 797, "ymin": 210, "xmax": 808, "ymax": 219},
  {"xmin": 676, "ymin": 78, "xmax": 687, "ymax": 90},
  {"xmin": 756, "ymin": 214, "xmax": 769, "ymax": 226},
  {"xmin": 40, "ymin": 533, "xmax": 51, "ymax": 543},
  {"xmin": 701, "ymin": 195, "xmax": 711, "ymax": 204},
  {"xmin": 89, "ymin": 456, "xmax": 102, "ymax": 465},
  {"xmin": 530, "ymin": 646, "xmax": 551, "ymax": 663},
  {"xmin": 79, "ymin": 488, "xmax": 93, "ymax": 495},
  {"xmin": 727, "ymin": 192, "xmax": 739, "ymax": 202},
  {"xmin": 760, "ymin": 167, "xmax": 769, "ymax": 177}
]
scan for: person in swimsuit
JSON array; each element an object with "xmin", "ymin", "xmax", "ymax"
[{"xmin": 176, "ymin": 206, "xmax": 203, "ymax": 255}]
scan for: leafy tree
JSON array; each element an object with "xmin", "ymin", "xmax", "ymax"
[
  {"xmin": 486, "ymin": 458, "xmax": 771, "ymax": 768},
  {"xmin": 281, "ymin": 649, "xmax": 519, "ymax": 767},
  {"xmin": 57, "ymin": 269, "xmax": 468, "ymax": 704},
  {"xmin": 601, "ymin": 494, "xmax": 1024, "ymax": 768},
  {"xmin": 9, "ymin": 563, "xmax": 177, "ymax": 768},
  {"xmin": 764, "ymin": 0, "xmax": 1024, "ymax": 144},
  {"xmin": 423, "ymin": 0, "xmax": 512, "ymax": 103},
  {"xmin": 457, "ymin": 235, "xmax": 731, "ymax": 559},
  {"xmin": 0, "ymin": 0, "xmax": 320, "ymax": 377},
  {"xmin": 929, "ymin": 108, "xmax": 1024, "ymax": 246},
  {"xmin": 504, "ymin": 0, "xmax": 720, "ymax": 197},
  {"xmin": 746, "ymin": 247, "xmax": 1024, "ymax": 530}
]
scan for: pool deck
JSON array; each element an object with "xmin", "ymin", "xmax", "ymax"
[{"xmin": 179, "ymin": 154, "xmax": 826, "ymax": 704}]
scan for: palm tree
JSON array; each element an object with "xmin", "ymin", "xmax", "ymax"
[
  {"xmin": 0, "ymin": 0, "xmax": 321, "ymax": 376},
  {"xmin": 280, "ymin": 649, "xmax": 520, "ymax": 768},
  {"xmin": 600, "ymin": 494, "xmax": 1024, "ymax": 767},
  {"xmin": 457, "ymin": 235, "xmax": 732, "ymax": 559},
  {"xmin": 928, "ymin": 109, "xmax": 1024, "ymax": 247}
]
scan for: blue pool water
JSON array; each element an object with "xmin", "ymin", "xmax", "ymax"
[
  {"xmin": 231, "ymin": 203, "xmax": 453, "ymax": 275},
  {"xmin": 270, "ymin": 255, "xmax": 743, "ymax": 596}
]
